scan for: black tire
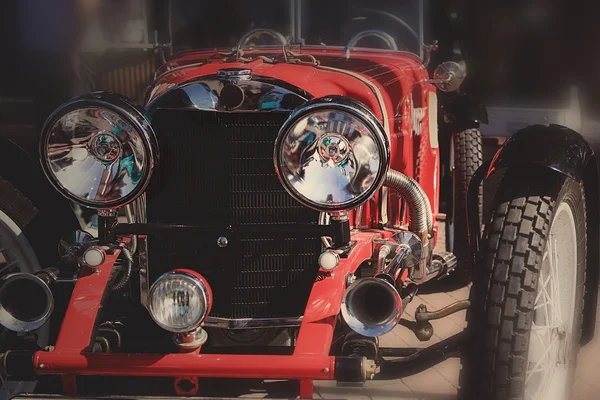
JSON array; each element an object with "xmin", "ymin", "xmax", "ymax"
[
  {"xmin": 0, "ymin": 179, "xmax": 42, "ymax": 274},
  {"xmin": 0, "ymin": 179, "xmax": 39, "ymax": 230},
  {"xmin": 459, "ymin": 168, "xmax": 586, "ymax": 400},
  {"xmin": 0, "ymin": 180, "xmax": 44, "ymax": 396},
  {"xmin": 448, "ymin": 128, "xmax": 483, "ymax": 284}
]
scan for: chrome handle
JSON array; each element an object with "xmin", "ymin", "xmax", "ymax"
[
  {"xmin": 236, "ymin": 29, "xmax": 289, "ymax": 62},
  {"xmin": 344, "ymin": 30, "xmax": 398, "ymax": 60}
]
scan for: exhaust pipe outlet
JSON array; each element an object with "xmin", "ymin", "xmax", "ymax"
[
  {"xmin": 0, "ymin": 273, "xmax": 54, "ymax": 333},
  {"xmin": 341, "ymin": 277, "xmax": 402, "ymax": 337}
]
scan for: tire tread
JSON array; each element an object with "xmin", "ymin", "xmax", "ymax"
[{"xmin": 459, "ymin": 169, "xmax": 586, "ymax": 400}]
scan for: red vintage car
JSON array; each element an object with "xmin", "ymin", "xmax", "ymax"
[{"xmin": 0, "ymin": 1, "xmax": 598, "ymax": 400}]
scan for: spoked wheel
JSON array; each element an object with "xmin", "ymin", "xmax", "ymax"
[
  {"xmin": 447, "ymin": 128, "xmax": 483, "ymax": 285},
  {"xmin": 0, "ymin": 181, "xmax": 46, "ymax": 399},
  {"xmin": 525, "ymin": 201, "xmax": 580, "ymax": 399},
  {"xmin": 459, "ymin": 168, "xmax": 586, "ymax": 400}
]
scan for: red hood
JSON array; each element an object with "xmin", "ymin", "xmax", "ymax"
[
  {"xmin": 150, "ymin": 48, "xmax": 428, "ymax": 126},
  {"xmin": 148, "ymin": 48, "xmax": 432, "ymax": 175}
]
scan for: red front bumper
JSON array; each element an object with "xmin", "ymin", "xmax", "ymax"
[
  {"xmin": 35, "ymin": 352, "xmax": 334, "ymax": 380},
  {"xmin": 32, "ymin": 233, "xmax": 381, "ymax": 383}
]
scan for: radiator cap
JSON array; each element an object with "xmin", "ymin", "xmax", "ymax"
[{"xmin": 217, "ymin": 68, "xmax": 252, "ymax": 81}]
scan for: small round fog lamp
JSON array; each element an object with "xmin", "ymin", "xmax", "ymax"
[
  {"xmin": 318, "ymin": 250, "xmax": 340, "ymax": 271},
  {"xmin": 148, "ymin": 270, "xmax": 212, "ymax": 333}
]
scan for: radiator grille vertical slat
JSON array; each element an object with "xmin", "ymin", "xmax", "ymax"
[{"xmin": 146, "ymin": 110, "xmax": 321, "ymax": 318}]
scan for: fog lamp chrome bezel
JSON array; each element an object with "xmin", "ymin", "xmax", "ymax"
[
  {"xmin": 39, "ymin": 92, "xmax": 158, "ymax": 209},
  {"xmin": 274, "ymin": 96, "xmax": 390, "ymax": 212},
  {"xmin": 148, "ymin": 269, "xmax": 212, "ymax": 333}
]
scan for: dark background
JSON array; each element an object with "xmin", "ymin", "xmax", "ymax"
[{"xmin": 0, "ymin": 0, "xmax": 598, "ymax": 132}]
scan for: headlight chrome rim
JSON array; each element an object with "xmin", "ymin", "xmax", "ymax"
[
  {"xmin": 39, "ymin": 93, "xmax": 158, "ymax": 209},
  {"xmin": 274, "ymin": 96, "xmax": 390, "ymax": 212},
  {"xmin": 148, "ymin": 269, "xmax": 212, "ymax": 333}
]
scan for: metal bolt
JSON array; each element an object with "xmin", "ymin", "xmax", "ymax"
[
  {"xmin": 322, "ymin": 367, "xmax": 329, "ymax": 373},
  {"xmin": 416, "ymin": 304, "xmax": 428, "ymax": 314},
  {"xmin": 38, "ymin": 364, "xmax": 45, "ymax": 369},
  {"xmin": 217, "ymin": 236, "xmax": 228, "ymax": 248},
  {"xmin": 44, "ymin": 346, "xmax": 54, "ymax": 352},
  {"xmin": 346, "ymin": 273, "xmax": 356, "ymax": 287}
]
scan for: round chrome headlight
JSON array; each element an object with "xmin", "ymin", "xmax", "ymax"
[
  {"xmin": 148, "ymin": 270, "xmax": 212, "ymax": 333},
  {"xmin": 274, "ymin": 96, "xmax": 389, "ymax": 211},
  {"xmin": 40, "ymin": 93, "xmax": 158, "ymax": 209}
]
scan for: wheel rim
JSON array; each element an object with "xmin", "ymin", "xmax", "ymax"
[
  {"xmin": 525, "ymin": 202, "xmax": 578, "ymax": 400},
  {"xmin": 0, "ymin": 209, "xmax": 45, "ymax": 398}
]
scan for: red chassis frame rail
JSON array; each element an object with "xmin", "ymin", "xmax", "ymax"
[{"xmin": 33, "ymin": 232, "xmax": 387, "ymax": 388}]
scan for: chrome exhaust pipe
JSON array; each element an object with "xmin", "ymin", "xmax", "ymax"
[
  {"xmin": 341, "ymin": 277, "xmax": 402, "ymax": 338},
  {"xmin": 0, "ymin": 273, "xmax": 54, "ymax": 333}
]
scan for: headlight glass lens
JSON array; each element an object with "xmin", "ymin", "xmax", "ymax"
[
  {"xmin": 275, "ymin": 103, "xmax": 389, "ymax": 211},
  {"xmin": 41, "ymin": 98, "xmax": 156, "ymax": 209},
  {"xmin": 148, "ymin": 271, "xmax": 210, "ymax": 333}
]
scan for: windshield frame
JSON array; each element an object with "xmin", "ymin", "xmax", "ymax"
[
  {"xmin": 290, "ymin": 0, "xmax": 424, "ymax": 59},
  {"xmin": 165, "ymin": 0, "xmax": 426, "ymax": 61}
]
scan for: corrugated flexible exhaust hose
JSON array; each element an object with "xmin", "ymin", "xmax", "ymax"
[
  {"xmin": 112, "ymin": 247, "xmax": 133, "ymax": 291},
  {"xmin": 384, "ymin": 170, "xmax": 433, "ymax": 243}
]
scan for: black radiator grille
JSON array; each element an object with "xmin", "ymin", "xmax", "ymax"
[{"xmin": 146, "ymin": 110, "xmax": 321, "ymax": 319}]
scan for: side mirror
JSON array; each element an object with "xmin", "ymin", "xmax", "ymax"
[{"xmin": 431, "ymin": 61, "xmax": 466, "ymax": 92}]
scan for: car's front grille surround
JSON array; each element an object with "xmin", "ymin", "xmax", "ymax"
[{"xmin": 144, "ymin": 110, "xmax": 321, "ymax": 319}]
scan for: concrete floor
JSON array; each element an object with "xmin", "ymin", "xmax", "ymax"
[
  {"xmin": 315, "ymin": 284, "xmax": 469, "ymax": 400},
  {"xmin": 314, "ymin": 286, "xmax": 600, "ymax": 400}
]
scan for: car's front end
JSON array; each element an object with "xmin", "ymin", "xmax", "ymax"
[{"xmin": 0, "ymin": 1, "xmax": 478, "ymax": 398}]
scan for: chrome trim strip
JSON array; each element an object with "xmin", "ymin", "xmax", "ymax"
[
  {"xmin": 146, "ymin": 74, "xmax": 310, "ymax": 114},
  {"xmin": 153, "ymin": 61, "xmax": 206, "ymax": 83},
  {"xmin": 203, "ymin": 316, "xmax": 303, "ymax": 329}
]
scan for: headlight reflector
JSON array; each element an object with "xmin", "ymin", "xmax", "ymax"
[
  {"xmin": 148, "ymin": 270, "xmax": 212, "ymax": 333},
  {"xmin": 40, "ymin": 93, "xmax": 157, "ymax": 209},
  {"xmin": 274, "ymin": 96, "xmax": 389, "ymax": 211}
]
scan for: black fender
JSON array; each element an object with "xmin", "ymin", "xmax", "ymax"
[
  {"xmin": 0, "ymin": 138, "xmax": 80, "ymax": 266},
  {"xmin": 441, "ymin": 93, "xmax": 488, "ymax": 131},
  {"xmin": 486, "ymin": 124, "xmax": 599, "ymax": 344}
]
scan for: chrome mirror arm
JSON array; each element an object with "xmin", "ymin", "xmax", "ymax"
[
  {"xmin": 427, "ymin": 72, "xmax": 453, "ymax": 86},
  {"xmin": 429, "ymin": 61, "xmax": 466, "ymax": 92}
]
